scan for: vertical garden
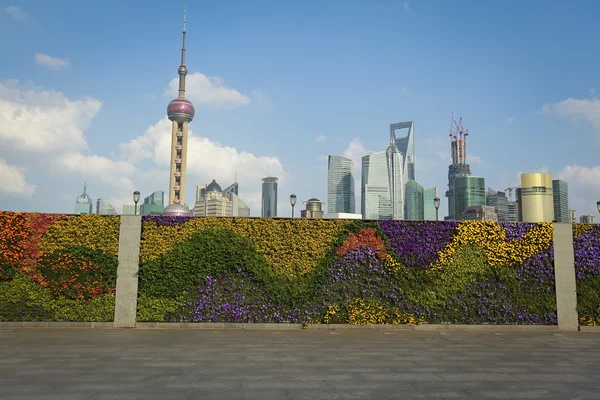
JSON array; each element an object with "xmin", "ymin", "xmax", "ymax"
[
  {"xmin": 0, "ymin": 212, "xmax": 120, "ymax": 321},
  {"xmin": 137, "ymin": 217, "xmax": 558, "ymax": 325}
]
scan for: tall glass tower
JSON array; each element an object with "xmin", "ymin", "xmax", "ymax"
[
  {"xmin": 261, "ymin": 177, "xmax": 278, "ymax": 217},
  {"xmin": 452, "ymin": 176, "xmax": 486, "ymax": 219},
  {"xmin": 423, "ymin": 187, "xmax": 438, "ymax": 221},
  {"xmin": 327, "ymin": 155, "xmax": 355, "ymax": 214},
  {"xmin": 405, "ymin": 180, "xmax": 424, "ymax": 220},
  {"xmin": 361, "ymin": 151, "xmax": 393, "ymax": 220},
  {"xmin": 552, "ymin": 179, "xmax": 569, "ymax": 223}
]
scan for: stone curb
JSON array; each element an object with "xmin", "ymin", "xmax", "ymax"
[
  {"xmin": 579, "ymin": 326, "xmax": 600, "ymax": 332},
  {"xmin": 0, "ymin": 322, "xmax": 566, "ymax": 331}
]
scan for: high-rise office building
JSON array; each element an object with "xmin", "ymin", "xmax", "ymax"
[
  {"xmin": 122, "ymin": 205, "xmax": 137, "ymax": 215},
  {"xmin": 361, "ymin": 151, "xmax": 393, "ymax": 220},
  {"xmin": 520, "ymin": 173, "xmax": 554, "ymax": 222},
  {"xmin": 405, "ymin": 179, "xmax": 424, "ymax": 220},
  {"xmin": 390, "ymin": 121, "xmax": 415, "ymax": 183},
  {"xmin": 516, "ymin": 187, "xmax": 523, "ymax": 222},
  {"xmin": 580, "ymin": 215, "xmax": 595, "ymax": 224},
  {"xmin": 261, "ymin": 177, "xmax": 278, "ymax": 217},
  {"xmin": 507, "ymin": 201, "xmax": 518, "ymax": 222},
  {"xmin": 96, "ymin": 199, "xmax": 117, "ymax": 215},
  {"xmin": 446, "ymin": 117, "xmax": 472, "ymax": 220},
  {"xmin": 163, "ymin": 8, "xmax": 194, "ymax": 217},
  {"xmin": 452, "ymin": 176, "xmax": 486, "ymax": 218},
  {"xmin": 327, "ymin": 155, "xmax": 355, "ymax": 214},
  {"xmin": 423, "ymin": 187, "xmax": 438, "ymax": 221},
  {"xmin": 552, "ymin": 180, "xmax": 569, "ymax": 223},
  {"xmin": 487, "ymin": 189, "xmax": 509, "ymax": 222},
  {"xmin": 74, "ymin": 183, "xmax": 93, "ymax": 214},
  {"xmin": 569, "ymin": 209, "xmax": 577, "ymax": 223},
  {"xmin": 141, "ymin": 190, "xmax": 165, "ymax": 216}
]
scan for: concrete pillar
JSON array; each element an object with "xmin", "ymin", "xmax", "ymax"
[
  {"xmin": 553, "ymin": 223, "xmax": 579, "ymax": 331},
  {"xmin": 113, "ymin": 215, "xmax": 142, "ymax": 328}
]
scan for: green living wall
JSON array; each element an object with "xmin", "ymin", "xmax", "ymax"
[
  {"xmin": 0, "ymin": 212, "xmax": 119, "ymax": 322},
  {"xmin": 137, "ymin": 217, "xmax": 558, "ymax": 325},
  {"xmin": 574, "ymin": 224, "xmax": 600, "ymax": 326}
]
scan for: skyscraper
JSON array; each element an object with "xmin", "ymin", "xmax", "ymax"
[
  {"xmin": 569, "ymin": 209, "xmax": 577, "ymax": 223},
  {"xmin": 164, "ymin": 7, "xmax": 194, "ymax": 217},
  {"xmin": 261, "ymin": 177, "xmax": 278, "ymax": 217},
  {"xmin": 327, "ymin": 155, "xmax": 355, "ymax": 214},
  {"xmin": 96, "ymin": 199, "xmax": 117, "ymax": 215},
  {"xmin": 386, "ymin": 139, "xmax": 404, "ymax": 220},
  {"xmin": 74, "ymin": 183, "xmax": 93, "ymax": 214},
  {"xmin": 487, "ymin": 189, "xmax": 509, "ymax": 222},
  {"xmin": 552, "ymin": 179, "xmax": 569, "ymax": 223},
  {"xmin": 390, "ymin": 121, "xmax": 415, "ymax": 183},
  {"xmin": 361, "ymin": 151, "xmax": 393, "ymax": 220},
  {"xmin": 452, "ymin": 176, "xmax": 486, "ymax": 218},
  {"xmin": 580, "ymin": 215, "xmax": 595, "ymax": 224},
  {"xmin": 520, "ymin": 173, "xmax": 554, "ymax": 222},
  {"xmin": 405, "ymin": 179, "xmax": 424, "ymax": 220},
  {"xmin": 446, "ymin": 117, "xmax": 472, "ymax": 220},
  {"xmin": 423, "ymin": 187, "xmax": 438, "ymax": 221},
  {"xmin": 141, "ymin": 190, "xmax": 165, "ymax": 216}
]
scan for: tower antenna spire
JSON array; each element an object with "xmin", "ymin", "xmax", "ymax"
[{"xmin": 177, "ymin": 5, "xmax": 188, "ymax": 98}]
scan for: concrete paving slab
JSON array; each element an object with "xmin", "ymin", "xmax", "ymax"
[{"xmin": 1, "ymin": 329, "xmax": 600, "ymax": 399}]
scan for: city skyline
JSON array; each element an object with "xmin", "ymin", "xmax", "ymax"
[{"xmin": 1, "ymin": 1, "xmax": 599, "ymax": 218}]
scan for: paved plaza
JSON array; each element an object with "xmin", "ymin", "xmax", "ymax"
[{"xmin": 1, "ymin": 328, "xmax": 600, "ymax": 399}]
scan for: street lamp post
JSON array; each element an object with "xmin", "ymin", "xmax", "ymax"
[
  {"xmin": 597, "ymin": 200, "xmax": 600, "ymax": 214},
  {"xmin": 290, "ymin": 194, "xmax": 297, "ymax": 218},
  {"xmin": 133, "ymin": 191, "xmax": 140, "ymax": 216},
  {"xmin": 433, "ymin": 196, "xmax": 440, "ymax": 221}
]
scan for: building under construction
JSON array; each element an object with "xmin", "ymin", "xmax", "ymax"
[{"xmin": 445, "ymin": 115, "xmax": 485, "ymax": 220}]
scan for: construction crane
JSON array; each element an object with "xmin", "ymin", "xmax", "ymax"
[{"xmin": 504, "ymin": 185, "xmax": 519, "ymax": 202}]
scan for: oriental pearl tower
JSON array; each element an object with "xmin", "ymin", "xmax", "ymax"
[{"xmin": 163, "ymin": 7, "xmax": 194, "ymax": 217}]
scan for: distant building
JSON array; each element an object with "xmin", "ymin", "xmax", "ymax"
[
  {"xmin": 361, "ymin": 151, "xmax": 393, "ymax": 220},
  {"xmin": 450, "ymin": 176, "xmax": 486, "ymax": 220},
  {"xmin": 122, "ymin": 205, "xmax": 137, "ymax": 215},
  {"xmin": 423, "ymin": 187, "xmax": 438, "ymax": 221},
  {"xmin": 96, "ymin": 199, "xmax": 117, "ymax": 215},
  {"xmin": 580, "ymin": 215, "xmax": 595, "ymax": 224},
  {"xmin": 327, "ymin": 155, "xmax": 355, "ymax": 214},
  {"xmin": 261, "ymin": 177, "xmax": 278, "ymax": 217},
  {"xmin": 552, "ymin": 180, "xmax": 569, "ymax": 223},
  {"xmin": 301, "ymin": 198, "xmax": 325, "ymax": 219},
  {"xmin": 74, "ymin": 183, "xmax": 93, "ymax": 214},
  {"xmin": 520, "ymin": 173, "xmax": 554, "ymax": 223},
  {"xmin": 446, "ymin": 117, "xmax": 472, "ymax": 220},
  {"xmin": 405, "ymin": 179, "xmax": 424, "ymax": 220},
  {"xmin": 461, "ymin": 205, "xmax": 498, "ymax": 222},
  {"xmin": 323, "ymin": 213, "xmax": 363, "ymax": 219},
  {"xmin": 516, "ymin": 187, "xmax": 523, "ymax": 222},
  {"xmin": 487, "ymin": 189, "xmax": 509, "ymax": 222},
  {"xmin": 507, "ymin": 201, "xmax": 518, "ymax": 222},
  {"xmin": 193, "ymin": 180, "xmax": 250, "ymax": 217},
  {"xmin": 569, "ymin": 209, "xmax": 577, "ymax": 223},
  {"xmin": 141, "ymin": 190, "xmax": 165, "ymax": 216}
]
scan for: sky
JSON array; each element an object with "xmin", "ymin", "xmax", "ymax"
[{"xmin": 1, "ymin": 0, "xmax": 600, "ymax": 219}]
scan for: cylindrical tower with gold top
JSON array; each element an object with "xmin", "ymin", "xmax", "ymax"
[{"xmin": 164, "ymin": 7, "xmax": 194, "ymax": 217}]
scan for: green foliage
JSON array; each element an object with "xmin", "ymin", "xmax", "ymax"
[
  {"xmin": 138, "ymin": 229, "xmax": 273, "ymax": 298},
  {"xmin": 0, "ymin": 272, "xmax": 114, "ymax": 321},
  {"xmin": 577, "ymin": 274, "xmax": 600, "ymax": 325},
  {"xmin": 37, "ymin": 246, "xmax": 118, "ymax": 300},
  {"xmin": 137, "ymin": 295, "xmax": 184, "ymax": 322}
]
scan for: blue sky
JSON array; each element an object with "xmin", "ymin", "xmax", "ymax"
[{"xmin": 1, "ymin": 0, "xmax": 599, "ymax": 218}]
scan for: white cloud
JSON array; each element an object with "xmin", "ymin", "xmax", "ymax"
[
  {"xmin": 343, "ymin": 138, "xmax": 372, "ymax": 171},
  {"xmin": 166, "ymin": 72, "xmax": 250, "ymax": 109},
  {"xmin": 505, "ymin": 117, "xmax": 516, "ymax": 124},
  {"xmin": 117, "ymin": 118, "xmax": 285, "ymax": 212},
  {"xmin": 58, "ymin": 153, "xmax": 136, "ymax": 190},
  {"xmin": 542, "ymin": 97, "xmax": 600, "ymax": 131},
  {"xmin": 467, "ymin": 154, "xmax": 484, "ymax": 166},
  {"xmin": 557, "ymin": 165, "xmax": 600, "ymax": 216},
  {"xmin": 0, "ymin": 159, "xmax": 35, "ymax": 198},
  {"xmin": 6, "ymin": 6, "xmax": 27, "ymax": 21},
  {"xmin": 35, "ymin": 53, "xmax": 70, "ymax": 70},
  {"xmin": 316, "ymin": 135, "xmax": 326, "ymax": 143},
  {"xmin": 0, "ymin": 79, "xmax": 101, "ymax": 153}
]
